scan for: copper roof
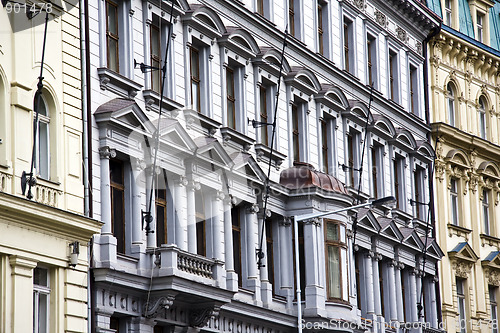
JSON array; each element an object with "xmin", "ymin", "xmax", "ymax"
[{"xmin": 279, "ymin": 162, "xmax": 349, "ymax": 195}]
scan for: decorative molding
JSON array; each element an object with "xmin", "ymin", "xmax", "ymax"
[
  {"xmin": 453, "ymin": 261, "xmax": 472, "ymax": 278},
  {"xmin": 374, "ymin": 9, "xmax": 387, "ymax": 28},
  {"xmin": 189, "ymin": 305, "xmax": 221, "ymax": 328},
  {"xmin": 280, "ymin": 217, "xmax": 292, "ymax": 227},
  {"xmin": 99, "ymin": 146, "xmax": 117, "ymax": 159},
  {"xmin": 143, "ymin": 295, "xmax": 175, "ymax": 318},
  {"xmin": 396, "ymin": 26, "xmax": 408, "ymax": 43}
]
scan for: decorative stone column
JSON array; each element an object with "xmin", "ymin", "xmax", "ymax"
[
  {"xmin": 259, "ymin": 208, "xmax": 273, "ymax": 306},
  {"xmin": 131, "ymin": 157, "xmax": 145, "ymax": 253},
  {"xmin": 174, "ymin": 176, "xmax": 188, "ymax": 251},
  {"xmin": 223, "ymin": 195, "xmax": 238, "ymax": 291},
  {"xmin": 364, "ymin": 251, "xmax": 375, "ymax": 316},
  {"xmin": 96, "ymin": 146, "xmax": 117, "ymax": 265},
  {"xmin": 186, "ymin": 181, "xmax": 200, "ymax": 254},
  {"xmin": 388, "ymin": 260, "xmax": 399, "ymax": 322},
  {"xmin": 211, "ymin": 191, "xmax": 225, "ymax": 261},
  {"xmin": 279, "ymin": 217, "xmax": 294, "ymax": 309},
  {"xmin": 304, "ymin": 217, "xmax": 326, "ymax": 317},
  {"xmin": 99, "ymin": 146, "xmax": 116, "ymax": 234},
  {"xmin": 395, "ymin": 262, "xmax": 405, "ymax": 323},
  {"xmin": 9, "ymin": 256, "xmax": 37, "ymax": 333},
  {"xmin": 409, "ymin": 269, "xmax": 418, "ymax": 323},
  {"xmin": 246, "ymin": 203, "xmax": 261, "ymax": 304}
]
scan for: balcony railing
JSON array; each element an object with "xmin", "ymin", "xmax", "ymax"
[{"xmin": 155, "ymin": 244, "xmax": 225, "ymax": 287}]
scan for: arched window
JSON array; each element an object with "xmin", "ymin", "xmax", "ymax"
[
  {"xmin": 446, "ymin": 83, "xmax": 456, "ymax": 126},
  {"xmin": 36, "ymin": 95, "xmax": 50, "ymax": 179},
  {"xmin": 478, "ymin": 96, "xmax": 487, "ymax": 139}
]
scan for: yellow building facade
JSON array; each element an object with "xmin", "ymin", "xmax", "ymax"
[
  {"xmin": 0, "ymin": 2, "xmax": 101, "ymax": 332},
  {"xmin": 428, "ymin": 1, "xmax": 500, "ymax": 331}
]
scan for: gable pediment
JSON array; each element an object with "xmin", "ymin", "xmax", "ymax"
[
  {"xmin": 482, "ymin": 251, "xmax": 500, "ymax": 269},
  {"xmin": 230, "ymin": 152, "xmax": 266, "ymax": 183},
  {"xmin": 95, "ymin": 98, "xmax": 155, "ymax": 134},
  {"xmin": 194, "ymin": 137, "xmax": 234, "ymax": 168},
  {"xmin": 379, "ymin": 219, "xmax": 403, "ymax": 241},
  {"xmin": 158, "ymin": 119, "xmax": 197, "ymax": 153},
  {"xmin": 449, "ymin": 242, "xmax": 479, "ymax": 263},
  {"xmin": 356, "ymin": 208, "xmax": 381, "ymax": 232}
]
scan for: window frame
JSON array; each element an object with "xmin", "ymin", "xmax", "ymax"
[
  {"xmin": 232, "ymin": 206, "xmax": 242, "ymax": 287},
  {"xmin": 456, "ymin": 277, "xmax": 467, "ymax": 333},
  {"xmin": 388, "ymin": 48, "xmax": 399, "ymax": 103},
  {"xmin": 371, "ymin": 143, "xmax": 384, "ymax": 198},
  {"xmin": 482, "ymin": 188, "xmax": 491, "ymax": 235},
  {"xmin": 478, "ymin": 96, "xmax": 487, "ymax": 139},
  {"xmin": 36, "ymin": 95, "xmax": 50, "ymax": 180},
  {"xmin": 366, "ymin": 32, "xmax": 377, "ymax": 88},
  {"xmin": 446, "ymin": 83, "xmax": 456, "ymax": 126},
  {"xmin": 450, "ymin": 178, "xmax": 460, "ymax": 226},
  {"xmin": 105, "ymin": 0, "xmax": 120, "ymax": 73},
  {"xmin": 190, "ymin": 45, "xmax": 201, "ymax": 112},
  {"xmin": 324, "ymin": 219, "xmax": 347, "ymax": 301},
  {"xmin": 477, "ymin": 12, "xmax": 484, "ymax": 43},
  {"xmin": 226, "ymin": 65, "xmax": 236, "ymax": 130},
  {"xmin": 343, "ymin": 16, "xmax": 355, "ymax": 74},
  {"xmin": 490, "ymin": 285, "xmax": 499, "ymax": 333},
  {"xmin": 413, "ymin": 165, "xmax": 426, "ymax": 220},
  {"xmin": 156, "ymin": 188, "xmax": 168, "ymax": 246},
  {"xmin": 110, "ymin": 159, "xmax": 125, "ymax": 254},
  {"xmin": 393, "ymin": 154, "xmax": 405, "ymax": 211},
  {"xmin": 265, "ymin": 218, "xmax": 275, "ymax": 294},
  {"xmin": 150, "ymin": 20, "xmax": 162, "ymax": 94},
  {"xmin": 33, "ymin": 267, "xmax": 50, "ymax": 333},
  {"xmin": 444, "ymin": 0, "xmax": 452, "ymax": 26},
  {"xmin": 409, "ymin": 64, "xmax": 418, "ymax": 115}
]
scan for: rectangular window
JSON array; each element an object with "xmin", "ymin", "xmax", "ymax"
[
  {"xmin": 292, "ymin": 103, "xmax": 300, "ymax": 163},
  {"xmin": 393, "ymin": 156, "xmax": 404, "ymax": 210},
  {"xmin": 226, "ymin": 66, "xmax": 236, "ymax": 129},
  {"xmin": 265, "ymin": 219, "xmax": 275, "ymax": 294},
  {"xmin": 325, "ymin": 220, "xmax": 345, "ymax": 300},
  {"xmin": 389, "ymin": 50, "xmax": 398, "ymax": 102},
  {"xmin": 450, "ymin": 178, "xmax": 459, "ymax": 225},
  {"xmin": 150, "ymin": 22, "xmax": 161, "ymax": 94},
  {"xmin": 343, "ymin": 17, "xmax": 354, "ymax": 73},
  {"xmin": 348, "ymin": 133, "xmax": 355, "ymax": 186},
  {"xmin": 477, "ymin": 13, "xmax": 484, "ymax": 43},
  {"xmin": 367, "ymin": 34, "xmax": 376, "ymax": 87},
  {"xmin": 288, "ymin": 0, "xmax": 298, "ymax": 37},
  {"xmin": 190, "ymin": 46, "xmax": 201, "ymax": 112},
  {"xmin": 490, "ymin": 286, "xmax": 498, "ymax": 333},
  {"xmin": 317, "ymin": 3, "xmax": 324, "ymax": 55},
  {"xmin": 33, "ymin": 267, "xmax": 50, "ymax": 333},
  {"xmin": 410, "ymin": 65, "xmax": 418, "ymax": 114},
  {"xmin": 260, "ymin": 85, "xmax": 269, "ymax": 145},
  {"xmin": 414, "ymin": 166, "xmax": 425, "ymax": 220},
  {"xmin": 321, "ymin": 118, "xmax": 329, "ymax": 173},
  {"xmin": 402, "ymin": 271, "xmax": 407, "ymax": 322},
  {"xmin": 483, "ymin": 189, "xmax": 491, "ymax": 235},
  {"xmin": 232, "ymin": 207, "xmax": 242, "ymax": 287},
  {"xmin": 479, "ymin": 109, "xmax": 487, "ymax": 139},
  {"xmin": 195, "ymin": 192, "xmax": 206, "ymax": 256},
  {"xmin": 457, "ymin": 277, "xmax": 467, "ymax": 333},
  {"xmin": 106, "ymin": 0, "xmax": 119, "ymax": 72},
  {"xmin": 110, "ymin": 159, "xmax": 125, "ymax": 254},
  {"xmin": 36, "ymin": 97, "xmax": 50, "ymax": 180},
  {"xmin": 355, "ymin": 255, "xmax": 362, "ymax": 309},
  {"xmin": 156, "ymin": 189, "xmax": 167, "ymax": 246},
  {"xmin": 257, "ymin": 0, "xmax": 264, "ymax": 15},
  {"xmin": 445, "ymin": 0, "xmax": 452, "ymax": 26},
  {"xmin": 371, "ymin": 144, "xmax": 383, "ymax": 198}
]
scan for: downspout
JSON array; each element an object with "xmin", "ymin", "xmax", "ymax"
[
  {"xmin": 423, "ymin": 21, "xmax": 442, "ymax": 327},
  {"xmin": 80, "ymin": 0, "xmax": 93, "ymax": 331}
]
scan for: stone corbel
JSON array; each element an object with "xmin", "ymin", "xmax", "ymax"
[
  {"xmin": 280, "ymin": 217, "xmax": 292, "ymax": 227},
  {"xmin": 246, "ymin": 203, "xmax": 259, "ymax": 214},
  {"xmin": 189, "ymin": 305, "xmax": 221, "ymax": 328},
  {"xmin": 143, "ymin": 295, "xmax": 175, "ymax": 318},
  {"xmin": 303, "ymin": 217, "xmax": 320, "ymax": 226}
]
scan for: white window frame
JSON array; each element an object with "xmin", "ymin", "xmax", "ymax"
[
  {"xmin": 342, "ymin": 14, "xmax": 356, "ymax": 75},
  {"xmin": 456, "ymin": 277, "xmax": 467, "ymax": 333},
  {"xmin": 483, "ymin": 188, "xmax": 491, "ymax": 235},
  {"xmin": 450, "ymin": 178, "xmax": 459, "ymax": 226},
  {"xmin": 446, "ymin": 83, "xmax": 456, "ymax": 126},
  {"xmin": 478, "ymin": 97, "xmax": 487, "ymax": 139},
  {"xmin": 445, "ymin": 0, "xmax": 452, "ymax": 26},
  {"xmin": 477, "ymin": 12, "xmax": 484, "ymax": 43},
  {"xmin": 388, "ymin": 47, "xmax": 400, "ymax": 103},
  {"xmin": 490, "ymin": 285, "xmax": 498, "ymax": 333},
  {"xmin": 33, "ymin": 267, "xmax": 50, "ymax": 333},
  {"xmin": 366, "ymin": 31, "xmax": 378, "ymax": 88},
  {"xmin": 320, "ymin": 114, "xmax": 336, "ymax": 174},
  {"xmin": 36, "ymin": 95, "xmax": 50, "ymax": 180},
  {"xmin": 371, "ymin": 142, "xmax": 384, "ymax": 199}
]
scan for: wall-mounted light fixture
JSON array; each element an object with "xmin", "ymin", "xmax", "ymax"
[{"xmin": 69, "ymin": 241, "xmax": 79, "ymax": 269}]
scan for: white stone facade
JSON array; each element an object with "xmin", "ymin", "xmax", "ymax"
[{"xmin": 88, "ymin": 0, "xmax": 442, "ymax": 332}]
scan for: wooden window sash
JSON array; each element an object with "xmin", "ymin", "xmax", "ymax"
[
  {"xmin": 226, "ymin": 67, "xmax": 236, "ymax": 129},
  {"xmin": 289, "ymin": 0, "xmax": 295, "ymax": 36},
  {"xmin": 318, "ymin": 4, "xmax": 324, "ymax": 55},
  {"xmin": 292, "ymin": 103, "xmax": 300, "ymax": 163},
  {"xmin": 190, "ymin": 46, "xmax": 201, "ymax": 112},
  {"xmin": 151, "ymin": 23, "xmax": 162, "ymax": 94},
  {"xmin": 260, "ymin": 85, "xmax": 269, "ymax": 145},
  {"xmin": 106, "ymin": 0, "xmax": 119, "ymax": 72},
  {"xmin": 321, "ymin": 118, "xmax": 329, "ymax": 172},
  {"xmin": 344, "ymin": 22, "xmax": 350, "ymax": 72}
]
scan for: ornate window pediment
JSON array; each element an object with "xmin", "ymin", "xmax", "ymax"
[
  {"xmin": 230, "ymin": 152, "xmax": 267, "ymax": 184},
  {"xmin": 477, "ymin": 162, "xmax": 500, "ymax": 204},
  {"xmin": 355, "ymin": 207, "xmax": 381, "ymax": 233},
  {"xmin": 483, "ymin": 252, "xmax": 500, "ymax": 286},
  {"xmin": 449, "ymin": 242, "xmax": 478, "ymax": 278},
  {"xmin": 369, "ymin": 114, "xmax": 396, "ymax": 141}
]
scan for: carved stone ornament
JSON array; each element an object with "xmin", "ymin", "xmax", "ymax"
[
  {"xmin": 396, "ymin": 26, "xmax": 407, "ymax": 43},
  {"xmin": 280, "ymin": 217, "xmax": 292, "ymax": 227},
  {"xmin": 247, "ymin": 203, "xmax": 260, "ymax": 214},
  {"xmin": 416, "ymin": 42, "xmax": 423, "ymax": 54},
  {"xmin": 353, "ymin": 0, "xmax": 365, "ymax": 10},
  {"xmin": 374, "ymin": 9, "xmax": 387, "ymax": 28},
  {"xmin": 143, "ymin": 295, "xmax": 175, "ymax": 318},
  {"xmin": 453, "ymin": 261, "xmax": 471, "ymax": 278},
  {"xmin": 99, "ymin": 146, "xmax": 117, "ymax": 159},
  {"xmin": 435, "ymin": 161, "xmax": 446, "ymax": 182},
  {"xmin": 488, "ymin": 270, "xmax": 500, "ymax": 286},
  {"xmin": 189, "ymin": 306, "xmax": 220, "ymax": 328}
]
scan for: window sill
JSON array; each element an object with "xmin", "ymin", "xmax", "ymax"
[
  {"xmin": 142, "ymin": 90, "xmax": 184, "ymax": 114},
  {"xmin": 220, "ymin": 127, "xmax": 255, "ymax": 151},
  {"xmin": 97, "ymin": 67, "xmax": 142, "ymax": 99},
  {"xmin": 447, "ymin": 223, "xmax": 472, "ymax": 239},
  {"xmin": 254, "ymin": 143, "xmax": 286, "ymax": 170},
  {"xmin": 480, "ymin": 233, "xmax": 500, "ymax": 247},
  {"xmin": 183, "ymin": 109, "xmax": 221, "ymax": 137}
]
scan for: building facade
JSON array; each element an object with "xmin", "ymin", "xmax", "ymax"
[
  {"xmin": 427, "ymin": 0, "xmax": 500, "ymax": 331},
  {"xmin": 88, "ymin": 0, "xmax": 441, "ymax": 332},
  {"xmin": 0, "ymin": 1, "xmax": 102, "ymax": 333}
]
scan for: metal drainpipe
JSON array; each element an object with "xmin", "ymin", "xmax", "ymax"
[{"xmin": 423, "ymin": 21, "xmax": 442, "ymax": 328}]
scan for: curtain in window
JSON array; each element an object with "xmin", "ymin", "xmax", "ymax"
[{"xmin": 327, "ymin": 246, "xmax": 341, "ymax": 299}]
